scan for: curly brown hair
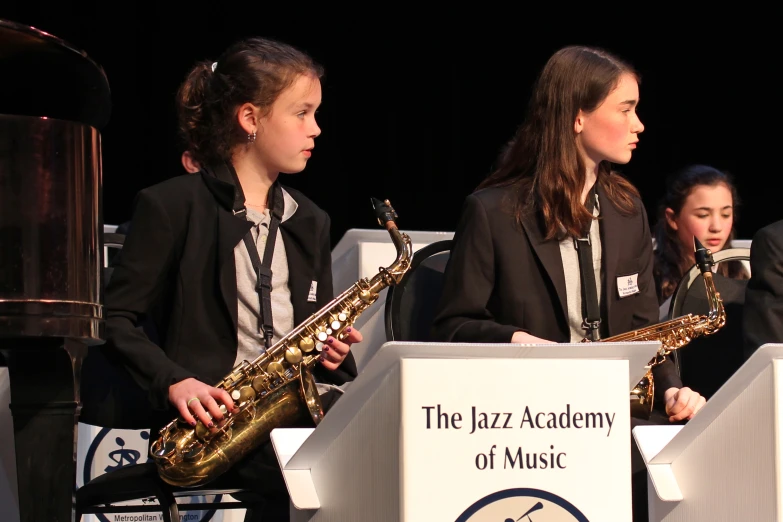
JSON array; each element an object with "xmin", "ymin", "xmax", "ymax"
[{"xmin": 176, "ymin": 37, "xmax": 323, "ymax": 168}]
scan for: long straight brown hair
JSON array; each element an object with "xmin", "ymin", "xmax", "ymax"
[{"xmin": 478, "ymin": 45, "xmax": 641, "ymax": 240}]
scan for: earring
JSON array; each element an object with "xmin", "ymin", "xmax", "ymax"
[{"xmin": 248, "ymin": 131, "xmax": 256, "ymax": 143}]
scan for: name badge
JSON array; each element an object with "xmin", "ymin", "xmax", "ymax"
[
  {"xmin": 307, "ymin": 281, "xmax": 318, "ymax": 302},
  {"xmin": 617, "ymin": 273, "xmax": 639, "ymax": 298}
]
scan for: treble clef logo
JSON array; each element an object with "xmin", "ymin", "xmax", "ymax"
[{"xmin": 104, "ymin": 435, "xmax": 146, "ymax": 472}]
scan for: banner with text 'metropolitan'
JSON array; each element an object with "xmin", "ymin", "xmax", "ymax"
[{"xmin": 76, "ymin": 423, "xmax": 246, "ymax": 522}]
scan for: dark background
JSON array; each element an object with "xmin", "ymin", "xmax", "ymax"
[{"xmin": 2, "ymin": 6, "xmax": 778, "ymax": 246}]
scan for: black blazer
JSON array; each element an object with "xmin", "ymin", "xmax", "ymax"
[
  {"xmin": 104, "ymin": 172, "xmax": 356, "ymax": 413},
  {"xmin": 431, "ymin": 184, "xmax": 681, "ymax": 397},
  {"xmin": 743, "ymin": 219, "xmax": 783, "ymax": 360}
]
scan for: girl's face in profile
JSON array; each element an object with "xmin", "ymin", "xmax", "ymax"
[
  {"xmin": 575, "ymin": 72, "xmax": 645, "ymax": 167},
  {"xmin": 254, "ymin": 73, "xmax": 322, "ymax": 176},
  {"xmin": 666, "ymin": 182, "xmax": 735, "ymax": 254}
]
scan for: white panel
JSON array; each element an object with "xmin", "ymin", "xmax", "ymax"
[
  {"xmin": 0, "ymin": 368, "xmax": 19, "ymax": 522},
  {"xmin": 288, "ymin": 365, "xmax": 402, "ymax": 522},
  {"xmin": 401, "ymin": 358, "xmax": 630, "ymax": 522},
  {"xmin": 649, "ymin": 364, "xmax": 778, "ymax": 521},
  {"xmin": 272, "ymin": 428, "xmax": 318, "ymax": 509},
  {"xmin": 775, "ymin": 360, "xmax": 783, "ymax": 519}
]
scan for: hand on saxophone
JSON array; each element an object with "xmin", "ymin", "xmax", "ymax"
[
  {"xmin": 168, "ymin": 378, "xmax": 241, "ymax": 428},
  {"xmin": 663, "ymin": 386, "xmax": 707, "ymax": 422},
  {"xmin": 320, "ymin": 327, "xmax": 362, "ymax": 370}
]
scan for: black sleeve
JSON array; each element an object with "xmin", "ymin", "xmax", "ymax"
[
  {"xmin": 312, "ymin": 213, "xmax": 357, "ymax": 385},
  {"xmin": 637, "ymin": 203, "xmax": 683, "ymax": 397},
  {"xmin": 104, "ymin": 189, "xmax": 197, "ymax": 410},
  {"xmin": 430, "ymin": 194, "xmax": 522, "ymax": 343},
  {"xmin": 652, "ymin": 358, "xmax": 682, "ymax": 402},
  {"xmin": 634, "ymin": 202, "xmax": 663, "ymax": 330},
  {"xmin": 743, "ymin": 224, "xmax": 783, "ymax": 360}
]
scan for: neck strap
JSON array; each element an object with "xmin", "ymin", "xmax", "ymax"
[
  {"xmin": 242, "ymin": 182, "xmax": 284, "ymax": 349},
  {"xmin": 574, "ymin": 183, "xmax": 601, "ymax": 341},
  {"xmin": 207, "ymin": 160, "xmax": 285, "ymax": 349}
]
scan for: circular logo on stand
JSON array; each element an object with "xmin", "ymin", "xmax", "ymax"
[
  {"xmin": 83, "ymin": 427, "xmax": 221, "ymax": 522},
  {"xmin": 455, "ymin": 488, "xmax": 589, "ymax": 522}
]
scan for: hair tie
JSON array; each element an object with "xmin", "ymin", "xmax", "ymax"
[{"xmin": 211, "ymin": 62, "xmax": 218, "ymax": 73}]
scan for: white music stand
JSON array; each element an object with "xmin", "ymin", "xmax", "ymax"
[
  {"xmin": 273, "ymin": 340, "xmax": 661, "ymax": 522},
  {"xmin": 633, "ymin": 343, "xmax": 783, "ymax": 521}
]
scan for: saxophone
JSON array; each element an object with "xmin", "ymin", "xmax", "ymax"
[
  {"xmin": 590, "ymin": 238, "xmax": 726, "ymax": 419},
  {"xmin": 150, "ymin": 198, "xmax": 413, "ymax": 487}
]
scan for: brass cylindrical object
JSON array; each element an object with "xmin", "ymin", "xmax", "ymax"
[{"xmin": 0, "ymin": 114, "xmax": 104, "ymax": 343}]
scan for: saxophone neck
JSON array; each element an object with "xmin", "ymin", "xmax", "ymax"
[
  {"xmin": 694, "ymin": 237, "xmax": 725, "ymax": 328},
  {"xmin": 384, "ymin": 226, "xmax": 413, "ymax": 284},
  {"xmin": 701, "ymin": 270, "xmax": 725, "ymax": 323},
  {"xmin": 371, "ymin": 198, "xmax": 413, "ymax": 284}
]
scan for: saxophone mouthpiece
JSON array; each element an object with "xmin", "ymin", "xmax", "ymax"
[
  {"xmin": 371, "ymin": 197, "xmax": 398, "ymax": 229},
  {"xmin": 693, "ymin": 236, "xmax": 714, "ymax": 274}
]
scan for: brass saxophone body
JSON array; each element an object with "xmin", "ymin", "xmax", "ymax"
[
  {"xmin": 596, "ymin": 238, "xmax": 726, "ymax": 419},
  {"xmin": 151, "ymin": 198, "xmax": 413, "ymax": 487}
]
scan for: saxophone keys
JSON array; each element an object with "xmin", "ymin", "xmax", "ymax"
[
  {"xmin": 338, "ymin": 312, "xmax": 347, "ymax": 321},
  {"xmin": 315, "ymin": 341, "xmax": 324, "ymax": 352},
  {"xmin": 359, "ymin": 289, "xmax": 373, "ymax": 303},
  {"xmin": 267, "ymin": 361, "xmax": 285, "ymax": 376},
  {"xmin": 182, "ymin": 444, "xmax": 206, "ymax": 461},
  {"xmin": 317, "ymin": 331, "xmax": 328, "ymax": 342},
  {"xmin": 285, "ymin": 345, "xmax": 303, "ymax": 364},
  {"xmin": 195, "ymin": 422, "xmax": 211, "ymax": 441},
  {"xmin": 299, "ymin": 337, "xmax": 315, "ymax": 352},
  {"xmin": 231, "ymin": 386, "xmax": 256, "ymax": 404},
  {"xmin": 240, "ymin": 386, "xmax": 256, "ymax": 403},
  {"xmin": 328, "ymin": 315, "xmax": 342, "ymax": 331},
  {"xmin": 152, "ymin": 440, "xmax": 177, "ymax": 460},
  {"xmin": 251, "ymin": 375, "xmax": 268, "ymax": 392}
]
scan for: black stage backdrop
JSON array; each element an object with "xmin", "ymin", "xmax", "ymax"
[{"xmin": 2, "ymin": 6, "xmax": 778, "ymax": 246}]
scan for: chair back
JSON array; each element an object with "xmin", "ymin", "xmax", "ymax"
[
  {"xmin": 667, "ymin": 247, "xmax": 751, "ymax": 399},
  {"xmin": 384, "ymin": 240, "xmax": 452, "ymax": 342}
]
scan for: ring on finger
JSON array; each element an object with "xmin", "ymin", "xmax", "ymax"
[{"xmin": 187, "ymin": 397, "xmax": 200, "ymax": 407}]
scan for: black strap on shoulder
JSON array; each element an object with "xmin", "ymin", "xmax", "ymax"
[
  {"xmin": 242, "ymin": 182, "xmax": 284, "ymax": 349},
  {"xmin": 205, "ymin": 160, "xmax": 285, "ymax": 349},
  {"xmin": 574, "ymin": 184, "xmax": 601, "ymax": 341}
]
